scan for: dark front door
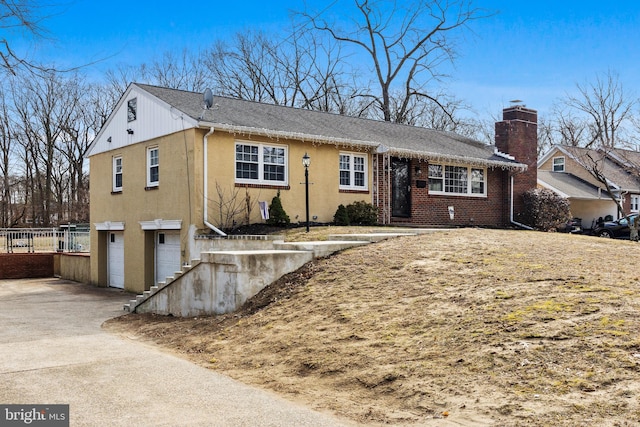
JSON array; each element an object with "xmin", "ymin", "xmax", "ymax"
[{"xmin": 392, "ymin": 158, "xmax": 411, "ymax": 217}]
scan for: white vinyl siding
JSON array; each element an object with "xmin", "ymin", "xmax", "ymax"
[{"xmin": 339, "ymin": 153, "xmax": 367, "ymax": 190}]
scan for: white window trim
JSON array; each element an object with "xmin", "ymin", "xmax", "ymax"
[
  {"xmin": 339, "ymin": 152, "xmax": 368, "ymax": 191},
  {"xmin": 234, "ymin": 141, "xmax": 289, "ymax": 186},
  {"xmin": 113, "ymin": 156, "xmax": 123, "ymax": 192},
  {"xmin": 428, "ymin": 163, "xmax": 487, "ymax": 198},
  {"xmin": 147, "ymin": 146, "xmax": 159, "ymax": 187},
  {"xmin": 552, "ymin": 156, "xmax": 565, "ymax": 172},
  {"xmin": 631, "ymin": 195, "xmax": 639, "ymax": 212}
]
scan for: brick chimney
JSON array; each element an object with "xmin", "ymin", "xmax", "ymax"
[{"xmin": 494, "ymin": 105, "xmax": 538, "ymax": 223}]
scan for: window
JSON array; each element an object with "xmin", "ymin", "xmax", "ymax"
[
  {"xmin": 552, "ymin": 156, "xmax": 565, "ymax": 172},
  {"xmin": 113, "ymin": 156, "xmax": 123, "ymax": 192},
  {"xmin": 235, "ymin": 142, "xmax": 287, "ymax": 185},
  {"xmin": 631, "ymin": 195, "xmax": 639, "ymax": 212},
  {"xmin": 428, "ymin": 164, "xmax": 486, "ymax": 196},
  {"xmin": 127, "ymin": 98, "xmax": 137, "ymax": 122},
  {"xmin": 147, "ymin": 147, "xmax": 159, "ymax": 187},
  {"xmin": 339, "ymin": 153, "xmax": 367, "ymax": 190}
]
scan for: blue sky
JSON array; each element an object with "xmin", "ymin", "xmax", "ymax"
[{"xmin": 14, "ymin": 0, "xmax": 640, "ymax": 120}]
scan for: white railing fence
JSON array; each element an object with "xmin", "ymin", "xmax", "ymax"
[{"xmin": 0, "ymin": 228, "xmax": 90, "ymax": 253}]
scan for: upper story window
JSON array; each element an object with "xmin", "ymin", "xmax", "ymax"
[
  {"xmin": 235, "ymin": 142, "xmax": 287, "ymax": 186},
  {"xmin": 147, "ymin": 146, "xmax": 159, "ymax": 187},
  {"xmin": 113, "ymin": 156, "xmax": 123, "ymax": 192},
  {"xmin": 127, "ymin": 98, "xmax": 137, "ymax": 122},
  {"xmin": 552, "ymin": 156, "xmax": 565, "ymax": 172},
  {"xmin": 428, "ymin": 164, "xmax": 486, "ymax": 197},
  {"xmin": 339, "ymin": 153, "xmax": 367, "ymax": 190}
]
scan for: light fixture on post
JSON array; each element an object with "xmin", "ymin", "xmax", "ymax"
[{"xmin": 302, "ymin": 152, "xmax": 311, "ymax": 232}]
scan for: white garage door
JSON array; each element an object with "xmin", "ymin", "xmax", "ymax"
[
  {"xmin": 155, "ymin": 231, "xmax": 181, "ymax": 285},
  {"xmin": 107, "ymin": 231, "xmax": 125, "ymax": 289}
]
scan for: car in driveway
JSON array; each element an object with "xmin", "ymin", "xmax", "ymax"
[{"xmin": 593, "ymin": 214, "xmax": 639, "ymax": 238}]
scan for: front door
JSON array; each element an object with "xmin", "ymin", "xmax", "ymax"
[{"xmin": 392, "ymin": 158, "xmax": 411, "ymax": 217}]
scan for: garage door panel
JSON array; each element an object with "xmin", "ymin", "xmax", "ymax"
[
  {"xmin": 156, "ymin": 232, "xmax": 181, "ymax": 285},
  {"xmin": 108, "ymin": 232, "xmax": 124, "ymax": 289}
]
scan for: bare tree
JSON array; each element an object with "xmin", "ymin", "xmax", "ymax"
[
  {"xmin": 0, "ymin": 86, "xmax": 18, "ymax": 226},
  {"xmin": 206, "ymin": 28, "xmax": 365, "ymax": 115},
  {"xmin": 579, "ymin": 148, "xmax": 625, "ymax": 217},
  {"xmin": 11, "ymin": 70, "xmax": 79, "ymax": 225},
  {"xmin": 301, "ymin": 0, "xmax": 490, "ymax": 123},
  {"xmin": 563, "ymin": 70, "xmax": 635, "ymax": 148},
  {"xmin": 143, "ymin": 49, "xmax": 213, "ymax": 92},
  {"xmin": 0, "ymin": 0, "xmax": 45, "ymax": 74}
]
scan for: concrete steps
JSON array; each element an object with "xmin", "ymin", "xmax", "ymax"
[{"xmin": 123, "ymin": 260, "xmax": 199, "ymax": 312}]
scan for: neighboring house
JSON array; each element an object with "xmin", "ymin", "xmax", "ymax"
[
  {"xmin": 538, "ymin": 145, "xmax": 640, "ymax": 230},
  {"xmin": 87, "ymin": 84, "xmax": 537, "ymax": 293}
]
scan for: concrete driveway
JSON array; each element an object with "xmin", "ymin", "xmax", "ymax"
[{"xmin": 0, "ymin": 278, "xmax": 352, "ymax": 426}]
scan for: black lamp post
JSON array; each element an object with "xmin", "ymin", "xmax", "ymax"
[{"xmin": 302, "ymin": 152, "xmax": 311, "ymax": 232}]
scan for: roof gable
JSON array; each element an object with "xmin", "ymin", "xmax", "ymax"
[{"xmin": 87, "ymin": 84, "xmax": 199, "ymax": 157}]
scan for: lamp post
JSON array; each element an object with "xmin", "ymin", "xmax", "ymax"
[{"xmin": 302, "ymin": 152, "xmax": 311, "ymax": 232}]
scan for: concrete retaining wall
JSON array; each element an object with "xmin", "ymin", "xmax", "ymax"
[
  {"xmin": 136, "ymin": 250, "xmax": 313, "ymax": 317},
  {"xmin": 54, "ymin": 253, "xmax": 91, "ymax": 284}
]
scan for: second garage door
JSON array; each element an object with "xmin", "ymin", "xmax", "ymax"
[{"xmin": 155, "ymin": 231, "xmax": 181, "ymax": 285}]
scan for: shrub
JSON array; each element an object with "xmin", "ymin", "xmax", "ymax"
[
  {"xmin": 266, "ymin": 190, "xmax": 290, "ymax": 226},
  {"xmin": 333, "ymin": 204, "xmax": 350, "ymax": 226},
  {"xmin": 345, "ymin": 201, "xmax": 378, "ymax": 226},
  {"xmin": 522, "ymin": 188, "xmax": 570, "ymax": 231}
]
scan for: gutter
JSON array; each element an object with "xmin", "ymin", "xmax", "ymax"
[
  {"xmin": 196, "ymin": 121, "xmax": 526, "ymax": 172},
  {"xmin": 203, "ymin": 127, "xmax": 227, "ymax": 236},
  {"xmin": 510, "ymin": 175, "xmax": 533, "ymax": 230}
]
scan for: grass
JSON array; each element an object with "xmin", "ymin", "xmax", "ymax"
[{"xmin": 106, "ymin": 228, "xmax": 640, "ymax": 426}]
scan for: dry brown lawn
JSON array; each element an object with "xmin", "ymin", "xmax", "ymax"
[{"xmin": 105, "ymin": 228, "xmax": 640, "ymax": 426}]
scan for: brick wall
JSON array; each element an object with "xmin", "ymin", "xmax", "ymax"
[
  {"xmin": 0, "ymin": 253, "xmax": 54, "ymax": 279},
  {"xmin": 495, "ymin": 106, "xmax": 538, "ymax": 222},
  {"xmin": 374, "ymin": 154, "xmax": 512, "ymax": 227},
  {"xmin": 405, "ymin": 165, "xmax": 509, "ymax": 227}
]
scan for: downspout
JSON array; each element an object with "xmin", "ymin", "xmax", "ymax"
[
  {"xmin": 203, "ymin": 127, "xmax": 227, "ymax": 236},
  {"xmin": 510, "ymin": 175, "xmax": 534, "ymax": 230}
]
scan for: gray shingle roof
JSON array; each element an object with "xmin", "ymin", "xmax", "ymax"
[
  {"xmin": 538, "ymin": 170, "xmax": 612, "ymax": 200},
  {"xmin": 559, "ymin": 145, "xmax": 640, "ymax": 191},
  {"xmin": 137, "ymin": 84, "xmax": 525, "ymax": 170}
]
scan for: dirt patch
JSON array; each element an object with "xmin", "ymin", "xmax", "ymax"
[{"xmin": 105, "ymin": 228, "xmax": 640, "ymax": 426}]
